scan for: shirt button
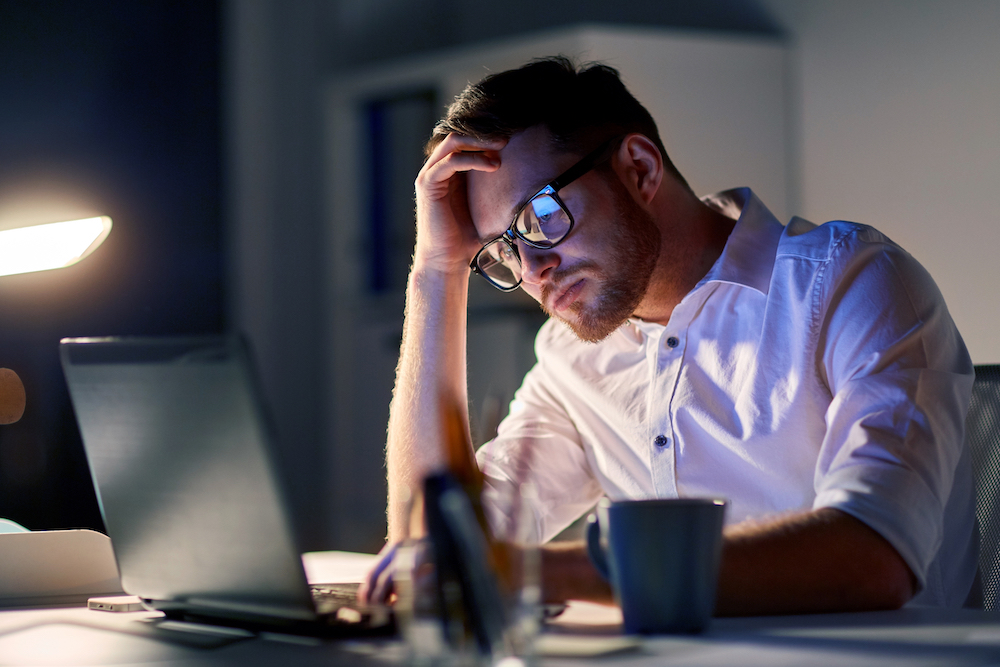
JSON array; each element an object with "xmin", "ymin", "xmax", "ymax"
[
  {"xmin": 654, "ymin": 435, "xmax": 669, "ymax": 448},
  {"xmin": 666, "ymin": 336, "xmax": 679, "ymax": 348}
]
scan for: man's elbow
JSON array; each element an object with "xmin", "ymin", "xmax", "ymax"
[
  {"xmin": 878, "ymin": 562, "xmax": 917, "ymax": 610},
  {"xmin": 855, "ymin": 538, "xmax": 918, "ymax": 610}
]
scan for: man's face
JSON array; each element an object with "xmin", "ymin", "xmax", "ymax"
[{"xmin": 467, "ymin": 128, "xmax": 661, "ymax": 342}]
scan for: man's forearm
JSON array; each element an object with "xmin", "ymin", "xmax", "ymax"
[
  {"xmin": 715, "ymin": 507, "xmax": 915, "ymax": 615},
  {"xmin": 386, "ymin": 264, "xmax": 472, "ymax": 541},
  {"xmin": 539, "ymin": 541, "xmax": 614, "ymax": 605},
  {"xmin": 538, "ymin": 508, "xmax": 915, "ymax": 615}
]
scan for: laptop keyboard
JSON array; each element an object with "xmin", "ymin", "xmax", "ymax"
[
  {"xmin": 310, "ymin": 583, "xmax": 362, "ymax": 613},
  {"xmin": 310, "ymin": 583, "xmax": 392, "ymax": 628}
]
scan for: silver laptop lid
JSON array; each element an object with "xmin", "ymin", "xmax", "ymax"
[{"xmin": 60, "ymin": 336, "xmax": 315, "ymax": 621}]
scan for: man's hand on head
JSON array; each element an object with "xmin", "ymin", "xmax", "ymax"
[
  {"xmin": 413, "ymin": 134, "xmax": 506, "ymax": 275},
  {"xmin": 386, "ymin": 134, "xmax": 505, "ymax": 542}
]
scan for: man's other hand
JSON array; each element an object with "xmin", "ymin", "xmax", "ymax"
[{"xmin": 358, "ymin": 541, "xmax": 399, "ymax": 605}]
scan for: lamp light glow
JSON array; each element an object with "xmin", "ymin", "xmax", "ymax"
[{"xmin": 0, "ymin": 216, "xmax": 112, "ymax": 277}]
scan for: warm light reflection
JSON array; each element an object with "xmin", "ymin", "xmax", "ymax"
[{"xmin": 0, "ymin": 216, "xmax": 112, "ymax": 277}]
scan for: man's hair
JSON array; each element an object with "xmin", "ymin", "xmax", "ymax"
[{"xmin": 426, "ymin": 56, "xmax": 690, "ymax": 188}]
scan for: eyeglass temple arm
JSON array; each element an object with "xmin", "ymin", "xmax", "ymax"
[{"xmin": 548, "ymin": 135, "xmax": 625, "ymax": 191}]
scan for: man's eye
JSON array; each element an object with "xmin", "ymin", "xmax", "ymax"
[{"xmin": 531, "ymin": 197, "xmax": 560, "ymax": 219}]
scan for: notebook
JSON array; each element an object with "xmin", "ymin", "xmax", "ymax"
[{"xmin": 59, "ymin": 335, "xmax": 391, "ymax": 637}]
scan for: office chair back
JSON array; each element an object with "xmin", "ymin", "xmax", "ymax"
[{"xmin": 967, "ymin": 364, "xmax": 1000, "ymax": 610}]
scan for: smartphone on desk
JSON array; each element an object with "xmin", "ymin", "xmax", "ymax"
[{"xmin": 88, "ymin": 595, "xmax": 146, "ymax": 612}]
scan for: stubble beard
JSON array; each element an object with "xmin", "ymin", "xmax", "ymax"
[{"xmin": 541, "ymin": 177, "xmax": 661, "ymax": 343}]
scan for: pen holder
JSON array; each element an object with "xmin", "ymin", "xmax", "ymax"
[{"xmin": 397, "ymin": 473, "xmax": 540, "ymax": 665}]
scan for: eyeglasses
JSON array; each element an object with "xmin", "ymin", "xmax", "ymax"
[{"xmin": 470, "ymin": 135, "xmax": 623, "ymax": 291}]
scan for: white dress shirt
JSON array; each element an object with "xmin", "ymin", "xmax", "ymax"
[{"xmin": 477, "ymin": 188, "xmax": 976, "ymax": 607}]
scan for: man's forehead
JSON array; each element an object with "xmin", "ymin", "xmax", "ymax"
[{"xmin": 467, "ymin": 128, "xmax": 574, "ymax": 238}]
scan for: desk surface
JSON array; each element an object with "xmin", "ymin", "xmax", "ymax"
[{"xmin": 4, "ymin": 552, "xmax": 1000, "ymax": 666}]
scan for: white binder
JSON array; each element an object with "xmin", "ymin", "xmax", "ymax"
[{"xmin": 0, "ymin": 529, "xmax": 124, "ymax": 608}]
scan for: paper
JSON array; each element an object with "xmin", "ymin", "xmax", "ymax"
[
  {"xmin": 301, "ymin": 550, "xmax": 380, "ymax": 584},
  {"xmin": 535, "ymin": 634, "xmax": 641, "ymax": 657}
]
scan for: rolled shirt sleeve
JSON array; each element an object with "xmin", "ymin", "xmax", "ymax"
[{"xmin": 811, "ymin": 226, "xmax": 974, "ymax": 595}]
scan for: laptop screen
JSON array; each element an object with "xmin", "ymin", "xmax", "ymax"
[{"xmin": 60, "ymin": 336, "xmax": 315, "ymax": 621}]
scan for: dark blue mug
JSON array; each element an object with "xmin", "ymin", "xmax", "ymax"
[{"xmin": 586, "ymin": 497, "xmax": 726, "ymax": 634}]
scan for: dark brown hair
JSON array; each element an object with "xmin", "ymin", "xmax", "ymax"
[{"xmin": 427, "ymin": 56, "xmax": 688, "ymax": 187}]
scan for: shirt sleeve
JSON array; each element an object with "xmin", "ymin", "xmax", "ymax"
[
  {"xmin": 811, "ymin": 225, "xmax": 974, "ymax": 589},
  {"xmin": 476, "ymin": 322, "xmax": 604, "ymax": 544}
]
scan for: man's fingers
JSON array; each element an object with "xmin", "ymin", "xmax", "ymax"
[
  {"xmin": 359, "ymin": 543, "xmax": 397, "ymax": 604},
  {"xmin": 370, "ymin": 562, "xmax": 396, "ymax": 605},
  {"xmin": 427, "ymin": 133, "xmax": 506, "ymax": 165},
  {"xmin": 420, "ymin": 149, "xmax": 500, "ymax": 195},
  {"xmin": 420, "ymin": 134, "xmax": 506, "ymax": 185}
]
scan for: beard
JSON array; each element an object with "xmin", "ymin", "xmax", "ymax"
[{"xmin": 540, "ymin": 175, "xmax": 661, "ymax": 343}]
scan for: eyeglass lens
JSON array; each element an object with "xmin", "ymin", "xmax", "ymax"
[
  {"xmin": 477, "ymin": 192, "xmax": 573, "ymax": 289},
  {"xmin": 516, "ymin": 193, "xmax": 573, "ymax": 246},
  {"xmin": 477, "ymin": 238, "xmax": 521, "ymax": 289}
]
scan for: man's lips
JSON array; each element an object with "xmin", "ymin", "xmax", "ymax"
[{"xmin": 550, "ymin": 278, "xmax": 585, "ymax": 312}]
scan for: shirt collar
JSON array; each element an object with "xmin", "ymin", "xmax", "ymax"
[
  {"xmin": 625, "ymin": 188, "xmax": 784, "ymax": 336},
  {"xmin": 699, "ymin": 187, "xmax": 784, "ymax": 296}
]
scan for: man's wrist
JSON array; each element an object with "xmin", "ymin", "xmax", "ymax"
[
  {"xmin": 409, "ymin": 255, "xmax": 472, "ymax": 286},
  {"xmin": 541, "ymin": 541, "xmax": 614, "ymax": 605}
]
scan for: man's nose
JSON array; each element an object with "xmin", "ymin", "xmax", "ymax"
[{"xmin": 518, "ymin": 242, "xmax": 560, "ymax": 285}]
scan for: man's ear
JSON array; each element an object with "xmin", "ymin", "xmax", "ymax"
[{"xmin": 616, "ymin": 134, "xmax": 663, "ymax": 205}]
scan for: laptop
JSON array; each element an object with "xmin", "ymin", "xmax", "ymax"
[{"xmin": 59, "ymin": 335, "xmax": 391, "ymax": 637}]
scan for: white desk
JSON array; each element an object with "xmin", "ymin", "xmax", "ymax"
[
  {"xmin": 6, "ymin": 604, "xmax": 1000, "ymax": 666},
  {"xmin": 4, "ymin": 552, "xmax": 1000, "ymax": 666}
]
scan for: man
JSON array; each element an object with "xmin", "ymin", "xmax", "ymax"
[{"xmin": 368, "ymin": 57, "xmax": 977, "ymax": 614}]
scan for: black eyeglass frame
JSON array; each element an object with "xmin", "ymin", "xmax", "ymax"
[{"xmin": 469, "ymin": 135, "xmax": 625, "ymax": 292}]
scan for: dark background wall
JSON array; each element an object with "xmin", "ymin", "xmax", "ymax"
[
  {"xmin": 325, "ymin": 0, "xmax": 781, "ymax": 68},
  {"xmin": 0, "ymin": 1, "xmax": 223, "ymax": 530}
]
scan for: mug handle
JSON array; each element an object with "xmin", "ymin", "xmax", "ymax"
[{"xmin": 585, "ymin": 513, "xmax": 611, "ymax": 581}]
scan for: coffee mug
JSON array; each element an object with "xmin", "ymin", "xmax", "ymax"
[{"xmin": 586, "ymin": 497, "xmax": 726, "ymax": 634}]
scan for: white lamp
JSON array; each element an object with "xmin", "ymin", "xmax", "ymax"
[{"xmin": 0, "ymin": 215, "xmax": 112, "ymax": 278}]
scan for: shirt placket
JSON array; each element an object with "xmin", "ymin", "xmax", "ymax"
[{"xmin": 645, "ymin": 303, "xmax": 695, "ymax": 498}]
